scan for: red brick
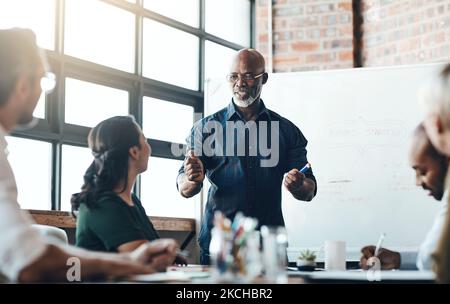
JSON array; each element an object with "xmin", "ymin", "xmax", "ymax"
[
  {"xmin": 261, "ymin": 0, "xmax": 353, "ymax": 71},
  {"xmin": 338, "ymin": 2, "xmax": 352, "ymax": 12},
  {"xmin": 259, "ymin": 34, "xmax": 269, "ymax": 43},
  {"xmin": 305, "ymin": 53, "xmax": 336, "ymax": 63},
  {"xmin": 339, "ymin": 27, "xmax": 353, "ymax": 37},
  {"xmin": 436, "ymin": 31, "xmax": 446, "ymax": 43},
  {"xmin": 273, "ymin": 18, "xmax": 288, "ymax": 30},
  {"xmin": 274, "ymin": 42, "xmax": 289, "ymax": 53},
  {"xmin": 257, "ymin": 9, "xmax": 268, "ymax": 18},
  {"xmin": 273, "ymin": 56, "xmax": 300, "ymax": 66},
  {"xmin": 339, "ymin": 50, "xmax": 353, "ymax": 61},
  {"xmin": 362, "ymin": 0, "xmax": 450, "ymax": 67},
  {"xmin": 291, "ymin": 41, "xmax": 320, "ymax": 52}
]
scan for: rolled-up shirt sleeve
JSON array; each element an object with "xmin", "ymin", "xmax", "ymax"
[
  {"xmin": 177, "ymin": 120, "xmax": 208, "ymax": 187},
  {"xmin": 285, "ymin": 125, "xmax": 317, "ymax": 196}
]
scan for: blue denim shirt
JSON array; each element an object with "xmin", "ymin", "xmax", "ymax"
[{"xmin": 178, "ymin": 100, "xmax": 316, "ymax": 254}]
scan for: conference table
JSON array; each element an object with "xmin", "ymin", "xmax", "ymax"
[{"xmin": 123, "ymin": 265, "xmax": 435, "ymax": 284}]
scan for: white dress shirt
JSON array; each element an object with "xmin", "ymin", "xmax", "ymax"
[
  {"xmin": 0, "ymin": 124, "xmax": 47, "ymax": 281},
  {"xmin": 399, "ymin": 193, "xmax": 448, "ymax": 270},
  {"xmin": 416, "ymin": 196, "xmax": 448, "ymax": 270}
]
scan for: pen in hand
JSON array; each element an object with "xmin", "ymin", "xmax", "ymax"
[
  {"xmin": 299, "ymin": 162, "xmax": 311, "ymax": 174},
  {"xmin": 173, "ymin": 249, "xmax": 190, "ymax": 266},
  {"xmin": 176, "ymin": 249, "xmax": 190, "ymax": 259},
  {"xmin": 150, "ymin": 248, "xmax": 189, "ymax": 259},
  {"xmin": 374, "ymin": 233, "xmax": 386, "ymax": 257}
]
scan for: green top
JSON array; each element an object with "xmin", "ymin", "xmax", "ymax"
[{"xmin": 75, "ymin": 191, "xmax": 159, "ymax": 252}]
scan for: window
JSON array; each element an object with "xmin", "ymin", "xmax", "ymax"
[
  {"xmin": 8, "ymin": 0, "xmax": 253, "ymax": 216},
  {"xmin": 0, "ymin": 0, "xmax": 55, "ymax": 50},
  {"xmin": 143, "ymin": 19, "xmax": 199, "ymax": 90},
  {"xmin": 65, "ymin": 78, "xmax": 129, "ymax": 127},
  {"xmin": 205, "ymin": 41, "xmax": 238, "ymax": 81},
  {"xmin": 64, "ymin": 0, "xmax": 135, "ymax": 72},
  {"xmin": 143, "ymin": 97, "xmax": 193, "ymax": 144},
  {"xmin": 144, "ymin": 0, "xmax": 199, "ymax": 27},
  {"xmin": 60, "ymin": 145, "xmax": 93, "ymax": 211},
  {"xmin": 140, "ymin": 157, "xmax": 196, "ymax": 218},
  {"xmin": 6, "ymin": 137, "xmax": 52, "ymax": 210},
  {"xmin": 205, "ymin": 0, "xmax": 251, "ymax": 47}
]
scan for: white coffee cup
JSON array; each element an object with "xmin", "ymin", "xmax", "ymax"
[{"xmin": 324, "ymin": 240, "xmax": 346, "ymax": 271}]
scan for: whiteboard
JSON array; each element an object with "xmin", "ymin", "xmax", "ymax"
[{"xmin": 205, "ymin": 63, "xmax": 446, "ymax": 261}]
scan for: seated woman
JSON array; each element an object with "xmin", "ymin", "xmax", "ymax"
[{"xmin": 72, "ymin": 116, "xmax": 185, "ymax": 263}]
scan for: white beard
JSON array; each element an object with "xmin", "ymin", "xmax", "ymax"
[{"xmin": 234, "ymin": 95, "xmax": 257, "ymax": 108}]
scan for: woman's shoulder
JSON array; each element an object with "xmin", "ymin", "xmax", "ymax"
[
  {"xmin": 96, "ymin": 190, "xmax": 121, "ymax": 201},
  {"xmin": 81, "ymin": 191, "xmax": 123, "ymax": 212}
]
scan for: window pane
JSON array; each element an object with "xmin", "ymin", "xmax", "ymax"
[
  {"xmin": 65, "ymin": 78, "xmax": 129, "ymax": 127},
  {"xmin": 33, "ymin": 93, "xmax": 45, "ymax": 119},
  {"xmin": 61, "ymin": 145, "xmax": 93, "ymax": 211},
  {"xmin": 6, "ymin": 137, "xmax": 51, "ymax": 210},
  {"xmin": 0, "ymin": 0, "xmax": 55, "ymax": 50},
  {"xmin": 143, "ymin": 97, "xmax": 193, "ymax": 144},
  {"xmin": 205, "ymin": 41, "xmax": 237, "ymax": 81},
  {"xmin": 143, "ymin": 19, "xmax": 199, "ymax": 90},
  {"xmin": 205, "ymin": 0, "xmax": 250, "ymax": 46},
  {"xmin": 140, "ymin": 157, "xmax": 196, "ymax": 218},
  {"xmin": 64, "ymin": 0, "xmax": 135, "ymax": 72},
  {"xmin": 144, "ymin": 0, "xmax": 199, "ymax": 27}
]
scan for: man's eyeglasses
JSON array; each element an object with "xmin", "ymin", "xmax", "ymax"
[
  {"xmin": 226, "ymin": 72, "xmax": 265, "ymax": 83},
  {"xmin": 40, "ymin": 72, "xmax": 56, "ymax": 93}
]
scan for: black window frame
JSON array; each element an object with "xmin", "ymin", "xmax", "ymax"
[{"xmin": 10, "ymin": 0, "xmax": 255, "ymax": 213}]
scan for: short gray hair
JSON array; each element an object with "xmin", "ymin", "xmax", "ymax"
[{"xmin": 420, "ymin": 64, "xmax": 450, "ymax": 128}]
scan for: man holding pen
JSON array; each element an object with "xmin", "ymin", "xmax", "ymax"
[
  {"xmin": 360, "ymin": 124, "xmax": 448, "ymax": 270},
  {"xmin": 176, "ymin": 49, "xmax": 317, "ymax": 264}
]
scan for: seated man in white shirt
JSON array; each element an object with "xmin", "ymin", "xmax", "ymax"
[
  {"xmin": 0, "ymin": 28, "xmax": 178, "ymax": 282},
  {"xmin": 360, "ymin": 123, "xmax": 448, "ymax": 270}
]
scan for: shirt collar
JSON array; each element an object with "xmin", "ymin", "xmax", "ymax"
[{"xmin": 226, "ymin": 98, "xmax": 271, "ymax": 121}]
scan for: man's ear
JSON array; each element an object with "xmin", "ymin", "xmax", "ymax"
[
  {"xmin": 129, "ymin": 146, "xmax": 139, "ymax": 160},
  {"xmin": 435, "ymin": 114, "xmax": 444, "ymax": 135},
  {"xmin": 262, "ymin": 72, "xmax": 268, "ymax": 84},
  {"xmin": 13, "ymin": 74, "xmax": 30, "ymax": 101}
]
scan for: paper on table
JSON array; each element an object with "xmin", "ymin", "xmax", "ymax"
[
  {"xmin": 167, "ymin": 264, "xmax": 209, "ymax": 272},
  {"xmin": 306, "ymin": 270, "xmax": 435, "ymax": 282},
  {"xmin": 128, "ymin": 269, "xmax": 211, "ymax": 282},
  {"xmin": 128, "ymin": 271, "xmax": 191, "ymax": 282}
]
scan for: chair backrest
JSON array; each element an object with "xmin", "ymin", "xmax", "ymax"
[{"xmin": 31, "ymin": 224, "xmax": 68, "ymax": 244}]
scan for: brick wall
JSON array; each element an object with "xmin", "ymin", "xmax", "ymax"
[
  {"xmin": 362, "ymin": 0, "xmax": 450, "ymax": 66},
  {"xmin": 255, "ymin": 0, "xmax": 450, "ymax": 72},
  {"xmin": 255, "ymin": 0, "xmax": 354, "ymax": 72},
  {"xmin": 256, "ymin": 0, "xmax": 270, "ymax": 69}
]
